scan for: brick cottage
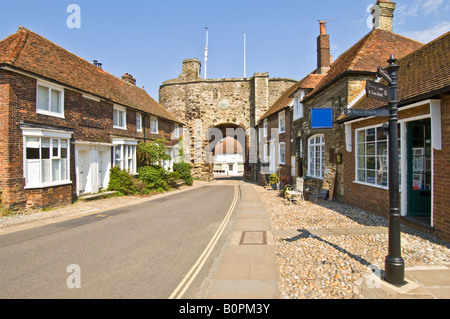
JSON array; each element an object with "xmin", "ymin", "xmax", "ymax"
[
  {"xmin": 337, "ymin": 31, "xmax": 450, "ymax": 242},
  {"xmin": 0, "ymin": 27, "xmax": 183, "ymax": 209}
]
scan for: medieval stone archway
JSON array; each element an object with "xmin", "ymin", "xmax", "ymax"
[
  {"xmin": 159, "ymin": 58, "xmax": 297, "ymax": 181},
  {"xmin": 207, "ymin": 123, "xmax": 248, "ymax": 178}
]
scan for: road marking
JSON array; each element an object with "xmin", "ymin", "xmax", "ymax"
[{"xmin": 169, "ymin": 184, "xmax": 240, "ymax": 299}]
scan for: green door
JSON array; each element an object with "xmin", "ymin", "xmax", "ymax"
[{"xmin": 407, "ymin": 119, "xmax": 432, "ymax": 217}]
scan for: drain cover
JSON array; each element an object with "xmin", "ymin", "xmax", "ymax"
[{"xmin": 240, "ymin": 231, "xmax": 267, "ymax": 245}]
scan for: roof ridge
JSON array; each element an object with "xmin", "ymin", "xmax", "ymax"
[
  {"xmin": 6, "ymin": 26, "xmax": 29, "ymax": 64},
  {"xmin": 0, "ymin": 26, "xmax": 183, "ymax": 124}
]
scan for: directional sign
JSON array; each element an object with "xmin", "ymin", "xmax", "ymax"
[
  {"xmin": 366, "ymin": 80, "xmax": 389, "ymax": 102},
  {"xmin": 377, "ymin": 66, "xmax": 393, "ymax": 85},
  {"xmin": 344, "ymin": 107, "xmax": 390, "ymax": 117}
]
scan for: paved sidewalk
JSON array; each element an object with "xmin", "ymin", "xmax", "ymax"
[
  {"xmin": 202, "ymin": 182, "xmax": 279, "ymax": 299},
  {"xmin": 201, "ymin": 181, "xmax": 450, "ymax": 299},
  {"xmin": 356, "ymin": 264, "xmax": 450, "ymax": 299}
]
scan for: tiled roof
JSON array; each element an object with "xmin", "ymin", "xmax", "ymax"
[
  {"xmin": 258, "ymin": 72, "xmax": 324, "ymax": 122},
  {"xmin": 0, "ymin": 27, "xmax": 183, "ymax": 124},
  {"xmin": 337, "ymin": 31, "xmax": 450, "ymax": 122},
  {"xmin": 304, "ymin": 29, "xmax": 423, "ymax": 102}
]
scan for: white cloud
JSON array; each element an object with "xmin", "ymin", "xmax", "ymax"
[
  {"xmin": 422, "ymin": 0, "xmax": 444, "ymax": 14},
  {"xmin": 402, "ymin": 21, "xmax": 450, "ymax": 43}
]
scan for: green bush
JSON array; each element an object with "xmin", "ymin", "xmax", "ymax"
[
  {"xmin": 107, "ymin": 166, "xmax": 139, "ymax": 195},
  {"xmin": 173, "ymin": 161, "xmax": 193, "ymax": 186},
  {"xmin": 269, "ymin": 173, "xmax": 279, "ymax": 185},
  {"xmin": 138, "ymin": 165, "xmax": 170, "ymax": 192}
]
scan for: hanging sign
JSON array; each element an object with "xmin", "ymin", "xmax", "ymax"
[{"xmin": 366, "ymin": 80, "xmax": 389, "ymax": 102}]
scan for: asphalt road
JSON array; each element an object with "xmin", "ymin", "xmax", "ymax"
[{"xmin": 0, "ymin": 184, "xmax": 238, "ymax": 299}]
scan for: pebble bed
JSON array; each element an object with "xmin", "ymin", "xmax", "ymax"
[{"xmin": 255, "ymin": 186, "xmax": 450, "ymax": 299}]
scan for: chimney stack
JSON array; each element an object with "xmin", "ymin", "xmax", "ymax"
[
  {"xmin": 317, "ymin": 21, "xmax": 331, "ymax": 75},
  {"xmin": 122, "ymin": 73, "xmax": 136, "ymax": 86},
  {"xmin": 371, "ymin": 0, "xmax": 396, "ymax": 32}
]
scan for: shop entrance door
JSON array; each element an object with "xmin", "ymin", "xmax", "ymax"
[{"xmin": 407, "ymin": 119, "xmax": 432, "ymax": 219}]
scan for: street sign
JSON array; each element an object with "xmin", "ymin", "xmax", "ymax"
[
  {"xmin": 344, "ymin": 107, "xmax": 389, "ymax": 117},
  {"xmin": 377, "ymin": 66, "xmax": 393, "ymax": 85},
  {"xmin": 366, "ymin": 80, "xmax": 389, "ymax": 102}
]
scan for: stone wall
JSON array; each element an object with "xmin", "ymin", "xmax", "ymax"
[
  {"xmin": 291, "ymin": 74, "xmax": 372, "ymax": 200},
  {"xmin": 159, "ymin": 59, "xmax": 296, "ymax": 180}
]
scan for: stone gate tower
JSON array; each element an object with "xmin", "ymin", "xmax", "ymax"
[{"xmin": 159, "ymin": 59, "xmax": 296, "ymax": 180}]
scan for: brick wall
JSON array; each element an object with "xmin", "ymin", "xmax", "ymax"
[
  {"xmin": 433, "ymin": 95, "xmax": 450, "ymax": 242},
  {"xmin": 0, "ymin": 69, "xmax": 181, "ymax": 208},
  {"xmin": 343, "ymin": 97, "xmax": 450, "ymax": 243}
]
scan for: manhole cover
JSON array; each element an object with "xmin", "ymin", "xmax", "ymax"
[{"xmin": 240, "ymin": 231, "xmax": 267, "ymax": 245}]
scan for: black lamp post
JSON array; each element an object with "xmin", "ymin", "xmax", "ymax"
[{"xmin": 384, "ymin": 54, "xmax": 405, "ymax": 286}]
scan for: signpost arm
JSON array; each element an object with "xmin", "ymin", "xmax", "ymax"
[{"xmin": 384, "ymin": 54, "xmax": 405, "ymax": 286}]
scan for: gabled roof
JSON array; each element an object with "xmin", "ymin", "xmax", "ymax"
[
  {"xmin": 337, "ymin": 31, "xmax": 450, "ymax": 123},
  {"xmin": 258, "ymin": 72, "xmax": 324, "ymax": 122},
  {"xmin": 304, "ymin": 28, "xmax": 423, "ymax": 102},
  {"xmin": 0, "ymin": 26, "xmax": 183, "ymax": 124}
]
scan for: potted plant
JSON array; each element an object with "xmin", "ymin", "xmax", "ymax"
[{"xmin": 269, "ymin": 173, "xmax": 280, "ymax": 190}]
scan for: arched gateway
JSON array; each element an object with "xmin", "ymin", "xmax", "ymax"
[{"xmin": 159, "ymin": 59, "xmax": 296, "ymax": 181}]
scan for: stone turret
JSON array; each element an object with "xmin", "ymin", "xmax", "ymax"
[{"xmin": 179, "ymin": 59, "xmax": 201, "ymax": 81}]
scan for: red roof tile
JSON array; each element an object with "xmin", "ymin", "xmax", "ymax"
[
  {"xmin": 304, "ymin": 29, "xmax": 423, "ymax": 102},
  {"xmin": 0, "ymin": 27, "xmax": 183, "ymax": 124},
  {"xmin": 337, "ymin": 31, "xmax": 450, "ymax": 122},
  {"xmin": 259, "ymin": 72, "xmax": 324, "ymax": 122}
]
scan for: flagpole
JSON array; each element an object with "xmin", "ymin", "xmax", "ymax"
[
  {"xmin": 204, "ymin": 27, "xmax": 208, "ymax": 79},
  {"xmin": 244, "ymin": 32, "xmax": 246, "ymax": 78}
]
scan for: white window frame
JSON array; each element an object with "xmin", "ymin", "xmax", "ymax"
[
  {"xmin": 136, "ymin": 113, "xmax": 142, "ymax": 132},
  {"xmin": 354, "ymin": 123, "xmax": 402, "ymax": 190},
  {"xmin": 263, "ymin": 143, "xmax": 269, "ymax": 163},
  {"xmin": 308, "ymin": 134, "xmax": 325, "ymax": 179},
  {"xmin": 22, "ymin": 128, "xmax": 72, "ymax": 189},
  {"xmin": 263, "ymin": 118, "xmax": 268, "ymax": 137},
  {"xmin": 173, "ymin": 123, "xmax": 180, "ymax": 140},
  {"xmin": 279, "ymin": 142, "xmax": 286, "ymax": 165},
  {"xmin": 36, "ymin": 81, "xmax": 65, "ymax": 118},
  {"xmin": 113, "ymin": 105, "xmax": 127, "ymax": 130},
  {"xmin": 293, "ymin": 90, "xmax": 305, "ymax": 120},
  {"xmin": 150, "ymin": 116, "xmax": 159, "ymax": 134},
  {"xmin": 278, "ymin": 110, "xmax": 286, "ymax": 134},
  {"xmin": 112, "ymin": 139, "xmax": 138, "ymax": 174}
]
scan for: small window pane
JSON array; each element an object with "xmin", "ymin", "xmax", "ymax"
[
  {"xmin": 50, "ymin": 89, "xmax": 61, "ymax": 113},
  {"xmin": 42, "ymin": 138, "xmax": 50, "ymax": 159},
  {"xmin": 52, "ymin": 159, "xmax": 60, "ymax": 182},
  {"xmin": 37, "ymin": 85, "xmax": 49, "ymax": 111}
]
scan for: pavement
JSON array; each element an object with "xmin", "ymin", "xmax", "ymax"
[
  {"xmin": 201, "ymin": 181, "xmax": 450, "ymax": 300},
  {"xmin": 201, "ymin": 182, "xmax": 280, "ymax": 299}
]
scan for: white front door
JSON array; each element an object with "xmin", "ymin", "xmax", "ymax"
[
  {"xmin": 98, "ymin": 150, "xmax": 111, "ymax": 190},
  {"xmin": 77, "ymin": 150, "xmax": 91, "ymax": 195},
  {"xmin": 270, "ymin": 141, "xmax": 276, "ymax": 173}
]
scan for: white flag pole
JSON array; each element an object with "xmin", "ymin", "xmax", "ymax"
[
  {"xmin": 204, "ymin": 27, "xmax": 208, "ymax": 79},
  {"xmin": 244, "ymin": 32, "xmax": 246, "ymax": 78}
]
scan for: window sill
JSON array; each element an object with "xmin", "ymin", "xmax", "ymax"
[
  {"xmin": 113, "ymin": 126, "xmax": 127, "ymax": 130},
  {"xmin": 36, "ymin": 110, "xmax": 65, "ymax": 119},
  {"xmin": 353, "ymin": 180, "xmax": 388, "ymax": 190},
  {"xmin": 24, "ymin": 180, "xmax": 73, "ymax": 190},
  {"xmin": 306, "ymin": 175, "xmax": 323, "ymax": 180}
]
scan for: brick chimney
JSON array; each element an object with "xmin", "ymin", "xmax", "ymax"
[
  {"xmin": 122, "ymin": 73, "xmax": 136, "ymax": 85},
  {"xmin": 317, "ymin": 21, "xmax": 331, "ymax": 75},
  {"xmin": 371, "ymin": 0, "xmax": 396, "ymax": 32}
]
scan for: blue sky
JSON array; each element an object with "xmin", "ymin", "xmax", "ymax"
[{"xmin": 1, "ymin": 0, "xmax": 449, "ymax": 99}]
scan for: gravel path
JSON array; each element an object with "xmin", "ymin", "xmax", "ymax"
[{"xmin": 255, "ymin": 185, "xmax": 450, "ymax": 299}]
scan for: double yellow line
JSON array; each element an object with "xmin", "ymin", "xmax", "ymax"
[{"xmin": 169, "ymin": 184, "xmax": 240, "ymax": 299}]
